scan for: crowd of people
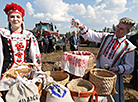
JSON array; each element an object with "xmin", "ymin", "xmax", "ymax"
[
  {"xmin": 33, "ymin": 32, "xmax": 60, "ymax": 53},
  {"xmin": 33, "ymin": 32, "xmax": 70, "ymax": 53},
  {"xmin": 1, "ymin": 2, "xmax": 138, "ymax": 102}
]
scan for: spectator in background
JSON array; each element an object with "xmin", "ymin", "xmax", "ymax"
[
  {"xmin": 37, "ymin": 34, "xmax": 43, "ymax": 53},
  {"xmin": 48, "ymin": 34, "xmax": 53, "ymax": 53},
  {"xmin": 32, "ymin": 27, "xmax": 39, "ymax": 38},
  {"xmin": 42, "ymin": 35, "xmax": 49, "ymax": 53},
  {"xmin": 52, "ymin": 35, "xmax": 58, "ymax": 52},
  {"xmin": 62, "ymin": 36, "xmax": 68, "ymax": 51},
  {"xmin": 69, "ymin": 30, "xmax": 80, "ymax": 51},
  {"xmin": 129, "ymin": 33, "xmax": 138, "ymax": 91}
]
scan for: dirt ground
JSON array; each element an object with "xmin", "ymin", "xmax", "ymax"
[{"xmin": 41, "ymin": 43, "xmax": 138, "ymax": 102}]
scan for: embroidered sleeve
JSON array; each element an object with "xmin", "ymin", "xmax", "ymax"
[
  {"xmin": 80, "ymin": 26, "xmax": 89, "ymax": 35},
  {"xmin": 29, "ymin": 33, "xmax": 42, "ymax": 69},
  {"xmin": 117, "ymin": 65, "xmax": 125, "ymax": 75},
  {"xmin": 117, "ymin": 51, "xmax": 134, "ymax": 76},
  {"xmin": 80, "ymin": 26, "xmax": 103, "ymax": 43}
]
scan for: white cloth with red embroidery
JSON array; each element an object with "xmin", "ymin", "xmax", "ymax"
[{"xmin": 61, "ymin": 51, "xmax": 94, "ymax": 77}]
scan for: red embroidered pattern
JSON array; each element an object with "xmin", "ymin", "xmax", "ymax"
[
  {"xmin": 31, "ymin": 36, "xmax": 37, "ymax": 46},
  {"xmin": 62, "ymin": 53, "xmax": 88, "ymax": 69},
  {"xmin": 36, "ymin": 54, "xmax": 41, "ymax": 66},
  {"xmin": 15, "ymin": 42, "xmax": 24, "ymax": 50},
  {"xmin": 17, "ymin": 59, "xmax": 22, "ymax": 63},
  {"xmin": 15, "ymin": 52, "xmax": 23, "ymax": 58}
]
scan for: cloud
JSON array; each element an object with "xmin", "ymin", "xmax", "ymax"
[
  {"xmin": 33, "ymin": 0, "xmax": 72, "ymax": 22},
  {"xmin": 132, "ymin": 0, "xmax": 138, "ymax": 3},
  {"xmin": 95, "ymin": 0, "xmax": 102, "ymax": 4},
  {"xmin": 26, "ymin": 2, "xmax": 35, "ymax": 15},
  {"xmin": 129, "ymin": 5, "xmax": 135, "ymax": 12},
  {"xmin": 129, "ymin": 0, "xmax": 138, "ymax": 12},
  {"xmin": 81, "ymin": 0, "xmax": 128, "ymax": 30},
  {"xmin": 33, "ymin": 13, "xmax": 45, "ymax": 19},
  {"xmin": 69, "ymin": 3, "xmax": 86, "ymax": 15},
  {"xmin": 104, "ymin": 0, "xmax": 128, "ymax": 12},
  {"xmin": 30, "ymin": 0, "xmax": 129, "ymax": 33},
  {"xmin": 83, "ymin": 5, "xmax": 96, "ymax": 19},
  {"xmin": 58, "ymin": 25, "xmax": 76, "ymax": 34},
  {"xmin": 56, "ymin": 24, "xmax": 61, "ymax": 28}
]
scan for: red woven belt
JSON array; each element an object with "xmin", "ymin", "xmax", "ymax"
[{"xmin": 69, "ymin": 88, "xmax": 98, "ymax": 102}]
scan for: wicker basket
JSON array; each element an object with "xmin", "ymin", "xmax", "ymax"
[
  {"xmin": 67, "ymin": 78, "xmax": 98, "ymax": 102},
  {"xmin": 2, "ymin": 63, "xmax": 42, "ymax": 96},
  {"xmin": 66, "ymin": 51, "xmax": 95, "ymax": 80},
  {"xmin": 45, "ymin": 71, "xmax": 69, "ymax": 86},
  {"xmin": 69, "ymin": 51, "xmax": 95, "ymax": 70},
  {"xmin": 89, "ymin": 69, "xmax": 117, "ymax": 96}
]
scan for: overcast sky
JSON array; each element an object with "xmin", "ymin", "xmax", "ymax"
[{"xmin": 0, "ymin": 0, "xmax": 138, "ymax": 34}]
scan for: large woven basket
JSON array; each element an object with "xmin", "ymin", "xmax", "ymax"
[
  {"xmin": 2, "ymin": 63, "xmax": 42, "ymax": 96},
  {"xmin": 69, "ymin": 51, "xmax": 95, "ymax": 70},
  {"xmin": 89, "ymin": 69, "xmax": 117, "ymax": 96},
  {"xmin": 45, "ymin": 71, "xmax": 69, "ymax": 86},
  {"xmin": 67, "ymin": 78, "xmax": 98, "ymax": 102},
  {"xmin": 67, "ymin": 51, "xmax": 95, "ymax": 79}
]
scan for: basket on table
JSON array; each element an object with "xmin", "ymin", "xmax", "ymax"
[
  {"xmin": 2, "ymin": 63, "xmax": 42, "ymax": 96},
  {"xmin": 89, "ymin": 69, "xmax": 117, "ymax": 96},
  {"xmin": 67, "ymin": 78, "xmax": 98, "ymax": 102},
  {"xmin": 69, "ymin": 51, "xmax": 95, "ymax": 70},
  {"xmin": 45, "ymin": 71, "xmax": 70, "ymax": 86},
  {"xmin": 61, "ymin": 51, "xmax": 95, "ymax": 80}
]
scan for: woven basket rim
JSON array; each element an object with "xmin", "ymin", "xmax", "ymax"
[
  {"xmin": 45, "ymin": 71, "xmax": 70, "ymax": 86},
  {"xmin": 45, "ymin": 71, "xmax": 69, "ymax": 80},
  {"xmin": 3, "ymin": 63, "xmax": 40, "ymax": 78},
  {"xmin": 90, "ymin": 68, "xmax": 116, "ymax": 79},
  {"xmin": 67, "ymin": 78, "xmax": 94, "ymax": 93}
]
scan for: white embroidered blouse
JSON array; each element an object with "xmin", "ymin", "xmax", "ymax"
[{"xmin": 0, "ymin": 28, "xmax": 41, "ymax": 78}]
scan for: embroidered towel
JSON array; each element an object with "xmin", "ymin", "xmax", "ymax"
[{"xmin": 61, "ymin": 51, "xmax": 94, "ymax": 77}]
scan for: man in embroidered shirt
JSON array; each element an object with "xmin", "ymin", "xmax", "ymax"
[{"xmin": 73, "ymin": 17, "xmax": 136, "ymax": 102}]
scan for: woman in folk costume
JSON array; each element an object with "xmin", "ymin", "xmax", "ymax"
[
  {"xmin": 0, "ymin": 3, "xmax": 41, "ymax": 79},
  {"xmin": 71, "ymin": 17, "xmax": 136, "ymax": 102}
]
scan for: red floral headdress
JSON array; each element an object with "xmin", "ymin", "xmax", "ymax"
[{"xmin": 3, "ymin": 2, "xmax": 25, "ymax": 17}]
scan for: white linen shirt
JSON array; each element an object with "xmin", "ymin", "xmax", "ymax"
[{"xmin": 81, "ymin": 26, "xmax": 135, "ymax": 76}]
